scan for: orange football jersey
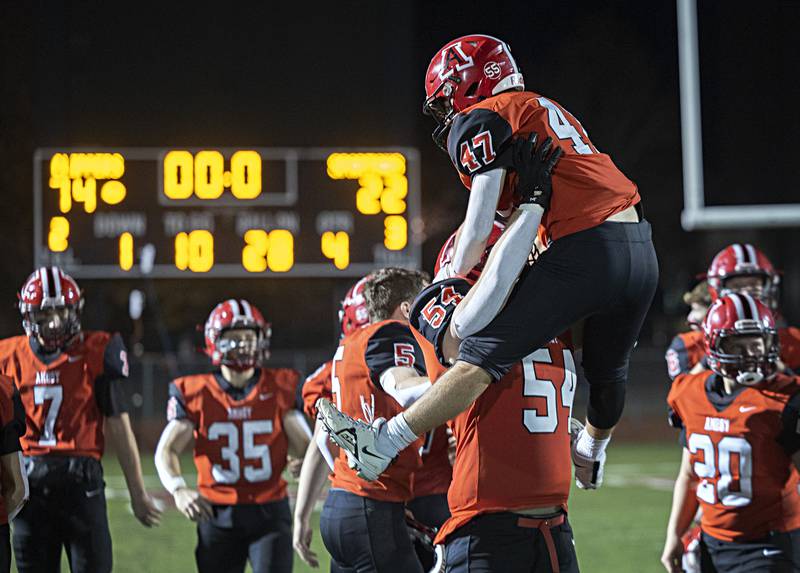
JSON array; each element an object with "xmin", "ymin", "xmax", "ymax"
[
  {"xmin": 301, "ymin": 360, "xmax": 332, "ymax": 419},
  {"xmin": 666, "ymin": 327, "xmax": 800, "ymax": 379},
  {"xmin": 448, "ymin": 90, "xmax": 640, "ymax": 241},
  {"xmin": 668, "ymin": 371, "xmax": 800, "ymax": 542},
  {"xmin": 329, "ymin": 320, "xmax": 425, "ymax": 502},
  {"xmin": 169, "ymin": 368, "xmax": 299, "ymax": 505},
  {"xmin": 0, "ymin": 374, "xmax": 23, "ymax": 525},
  {"xmin": 410, "ymin": 424, "xmax": 452, "ymax": 499},
  {"xmin": 417, "ymin": 334, "xmax": 576, "ymax": 545},
  {"xmin": 0, "ymin": 332, "xmax": 127, "ymax": 459}
]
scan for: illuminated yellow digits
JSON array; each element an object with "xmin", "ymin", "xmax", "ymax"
[
  {"xmin": 194, "ymin": 151, "xmax": 224, "ymax": 199},
  {"xmin": 163, "ymin": 151, "xmax": 194, "ymax": 199},
  {"xmin": 231, "ymin": 151, "xmax": 262, "ymax": 199},
  {"xmin": 175, "ymin": 230, "xmax": 214, "ymax": 272},
  {"xmin": 71, "ymin": 177, "xmax": 97, "ymax": 213},
  {"xmin": 119, "ymin": 233, "xmax": 134, "ymax": 271},
  {"xmin": 267, "ymin": 230, "xmax": 294, "ymax": 272},
  {"xmin": 101, "ymin": 181, "xmax": 126, "ymax": 205},
  {"xmin": 49, "ymin": 154, "xmax": 72, "ymax": 213},
  {"xmin": 242, "ymin": 229, "xmax": 269, "ymax": 272},
  {"xmin": 321, "ymin": 231, "xmax": 350, "ymax": 270},
  {"xmin": 327, "ymin": 153, "xmax": 407, "ymax": 215},
  {"xmin": 384, "ymin": 216, "xmax": 407, "ymax": 250},
  {"xmin": 48, "ymin": 217, "xmax": 70, "ymax": 252}
]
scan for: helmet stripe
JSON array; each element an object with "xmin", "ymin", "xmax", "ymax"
[
  {"xmin": 744, "ymin": 244, "xmax": 758, "ymax": 264},
  {"xmin": 729, "ymin": 292, "xmax": 747, "ymax": 320},
  {"xmin": 742, "ymin": 292, "xmax": 759, "ymax": 319},
  {"xmin": 40, "ymin": 267, "xmax": 51, "ymax": 299},
  {"xmin": 228, "ymin": 299, "xmax": 240, "ymax": 318},
  {"xmin": 732, "ymin": 243, "xmax": 745, "ymax": 265},
  {"xmin": 51, "ymin": 267, "xmax": 62, "ymax": 299},
  {"xmin": 239, "ymin": 299, "xmax": 253, "ymax": 319}
]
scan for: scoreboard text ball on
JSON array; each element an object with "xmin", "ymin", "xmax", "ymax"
[{"xmin": 33, "ymin": 148, "xmax": 422, "ymax": 278}]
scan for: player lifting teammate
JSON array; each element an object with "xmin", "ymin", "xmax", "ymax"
[
  {"xmin": 0, "ymin": 267, "xmax": 160, "ymax": 573},
  {"xmin": 661, "ymin": 293, "xmax": 800, "ymax": 573},
  {"xmin": 320, "ymin": 34, "xmax": 658, "ymax": 491},
  {"xmin": 155, "ymin": 299, "xmax": 310, "ymax": 573}
]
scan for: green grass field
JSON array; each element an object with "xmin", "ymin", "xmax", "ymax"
[{"xmin": 12, "ymin": 442, "xmax": 682, "ymax": 573}]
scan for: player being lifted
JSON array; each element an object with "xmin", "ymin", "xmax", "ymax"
[
  {"xmin": 155, "ymin": 299, "xmax": 310, "ymax": 573},
  {"xmin": 318, "ymin": 34, "xmax": 658, "ymax": 486},
  {"xmin": 666, "ymin": 244, "xmax": 800, "ymax": 381},
  {"xmin": 661, "ymin": 293, "xmax": 800, "ymax": 573},
  {"xmin": 0, "ymin": 267, "xmax": 160, "ymax": 573},
  {"xmin": 314, "ymin": 268, "xmax": 433, "ymax": 573}
]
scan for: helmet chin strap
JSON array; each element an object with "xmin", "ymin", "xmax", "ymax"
[{"xmin": 736, "ymin": 370, "xmax": 763, "ymax": 386}]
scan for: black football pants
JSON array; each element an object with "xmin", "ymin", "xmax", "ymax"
[
  {"xmin": 320, "ymin": 489, "xmax": 423, "ymax": 573},
  {"xmin": 407, "ymin": 493, "xmax": 450, "ymax": 570},
  {"xmin": 443, "ymin": 512, "xmax": 579, "ymax": 573},
  {"xmin": 13, "ymin": 456, "xmax": 112, "ymax": 573},
  {"xmin": 459, "ymin": 218, "xmax": 659, "ymax": 429},
  {"xmin": 699, "ymin": 530, "xmax": 798, "ymax": 573},
  {"xmin": 195, "ymin": 498, "xmax": 292, "ymax": 573}
]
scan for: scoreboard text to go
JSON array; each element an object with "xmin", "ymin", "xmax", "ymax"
[{"xmin": 37, "ymin": 148, "xmax": 420, "ymax": 277}]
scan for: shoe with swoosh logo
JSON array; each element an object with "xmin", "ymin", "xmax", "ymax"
[{"xmin": 316, "ymin": 398, "xmax": 393, "ymax": 481}]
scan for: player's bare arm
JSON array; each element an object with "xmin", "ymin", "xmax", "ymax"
[
  {"xmin": 0, "ymin": 452, "xmax": 27, "ymax": 520},
  {"xmin": 292, "ymin": 421, "xmax": 331, "ymax": 568},
  {"xmin": 155, "ymin": 418, "xmax": 213, "ymax": 522},
  {"xmin": 283, "ymin": 408, "xmax": 312, "ymax": 459},
  {"xmin": 106, "ymin": 412, "xmax": 162, "ymax": 527},
  {"xmin": 661, "ymin": 449, "xmax": 700, "ymax": 573}
]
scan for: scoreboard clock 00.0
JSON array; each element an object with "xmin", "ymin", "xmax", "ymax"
[{"xmin": 33, "ymin": 147, "xmax": 421, "ymax": 278}]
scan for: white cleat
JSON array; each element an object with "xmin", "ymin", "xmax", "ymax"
[{"xmin": 315, "ymin": 398, "xmax": 393, "ymax": 481}]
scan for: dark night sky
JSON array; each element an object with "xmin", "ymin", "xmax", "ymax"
[{"xmin": 1, "ymin": 1, "xmax": 799, "ymax": 359}]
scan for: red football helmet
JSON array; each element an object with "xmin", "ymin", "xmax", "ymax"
[
  {"xmin": 18, "ymin": 266, "xmax": 83, "ymax": 352},
  {"xmin": 423, "ymin": 34, "xmax": 524, "ymax": 150},
  {"xmin": 703, "ymin": 292, "xmax": 779, "ymax": 385},
  {"xmin": 204, "ymin": 299, "xmax": 271, "ymax": 370},
  {"xmin": 434, "ymin": 220, "xmax": 505, "ymax": 283},
  {"xmin": 707, "ymin": 243, "xmax": 779, "ymax": 308},
  {"xmin": 339, "ymin": 276, "xmax": 371, "ymax": 337}
]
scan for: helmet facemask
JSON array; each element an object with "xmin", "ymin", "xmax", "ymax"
[
  {"xmin": 216, "ymin": 327, "xmax": 270, "ymax": 372},
  {"xmin": 707, "ymin": 330, "xmax": 779, "ymax": 386},
  {"xmin": 22, "ymin": 302, "xmax": 83, "ymax": 353},
  {"xmin": 423, "ymin": 80, "xmax": 458, "ymax": 152}
]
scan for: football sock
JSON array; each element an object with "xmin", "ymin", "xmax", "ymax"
[
  {"xmin": 378, "ymin": 413, "xmax": 419, "ymax": 456},
  {"xmin": 574, "ymin": 430, "xmax": 611, "ymax": 460}
]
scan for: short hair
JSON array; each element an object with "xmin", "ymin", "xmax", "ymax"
[
  {"xmin": 363, "ymin": 267, "xmax": 430, "ymax": 322},
  {"xmin": 683, "ymin": 280, "xmax": 711, "ymax": 307}
]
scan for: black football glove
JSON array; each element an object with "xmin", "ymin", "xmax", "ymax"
[{"xmin": 512, "ymin": 132, "xmax": 563, "ymax": 211}]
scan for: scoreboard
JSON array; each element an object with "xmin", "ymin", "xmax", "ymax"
[{"xmin": 33, "ymin": 147, "xmax": 421, "ymax": 278}]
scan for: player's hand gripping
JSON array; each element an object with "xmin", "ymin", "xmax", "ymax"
[
  {"xmin": 512, "ymin": 132, "xmax": 562, "ymax": 211},
  {"xmin": 173, "ymin": 486, "xmax": 214, "ymax": 522},
  {"xmin": 570, "ymin": 420, "xmax": 608, "ymax": 490},
  {"xmin": 131, "ymin": 491, "xmax": 163, "ymax": 527}
]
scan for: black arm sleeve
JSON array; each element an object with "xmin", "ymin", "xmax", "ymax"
[
  {"xmin": 778, "ymin": 392, "xmax": 800, "ymax": 456},
  {"xmin": 448, "ymin": 108, "xmax": 515, "ymax": 177},
  {"xmin": 364, "ymin": 323, "xmax": 428, "ymax": 390},
  {"xmin": 95, "ymin": 333, "xmax": 130, "ymax": 417},
  {"xmin": 0, "ymin": 388, "xmax": 24, "ymax": 455}
]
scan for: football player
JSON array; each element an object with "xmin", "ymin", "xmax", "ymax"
[
  {"xmin": 0, "ymin": 267, "xmax": 160, "ymax": 573},
  {"xmin": 661, "ymin": 293, "xmax": 800, "ymax": 573},
  {"xmin": 155, "ymin": 299, "xmax": 311, "ymax": 573},
  {"xmin": 315, "ymin": 268, "xmax": 432, "ymax": 573},
  {"xmin": 318, "ymin": 34, "xmax": 658, "ymax": 486},
  {"xmin": 0, "ymin": 374, "xmax": 27, "ymax": 573},
  {"xmin": 666, "ymin": 244, "xmax": 800, "ymax": 380},
  {"xmin": 406, "ymin": 276, "xmax": 579, "ymax": 572}
]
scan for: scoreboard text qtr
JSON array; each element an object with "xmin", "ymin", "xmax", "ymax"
[{"xmin": 33, "ymin": 148, "xmax": 421, "ymax": 278}]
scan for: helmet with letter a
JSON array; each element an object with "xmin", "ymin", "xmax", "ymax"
[
  {"xmin": 423, "ymin": 34, "xmax": 524, "ymax": 150},
  {"xmin": 18, "ymin": 266, "xmax": 84, "ymax": 353},
  {"xmin": 703, "ymin": 292, "xmax": 779, "ymax": 386},
  {"xmin": 339, "ymin": 275, "xmax": 372, "ymax": 337},
  {"xmin": 204, "ymin": 299, "xmax": 271, "ymax": 370},
  {"xmin": 706, "ymin": 243, "xmax": 779, "ymax": 310}
]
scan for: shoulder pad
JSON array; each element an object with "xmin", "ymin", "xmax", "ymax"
[{"xmin": 448, "ymin": 108, "xmax": 514, "ymax": 177}]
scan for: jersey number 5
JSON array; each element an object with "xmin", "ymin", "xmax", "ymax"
[
  {"xmin": 522, "ymin": 347, "xmax": 577, "ymax": 433},
  {"xmin": 460, "ymin": 131, "xmax": 497, "ymax": 173}
]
